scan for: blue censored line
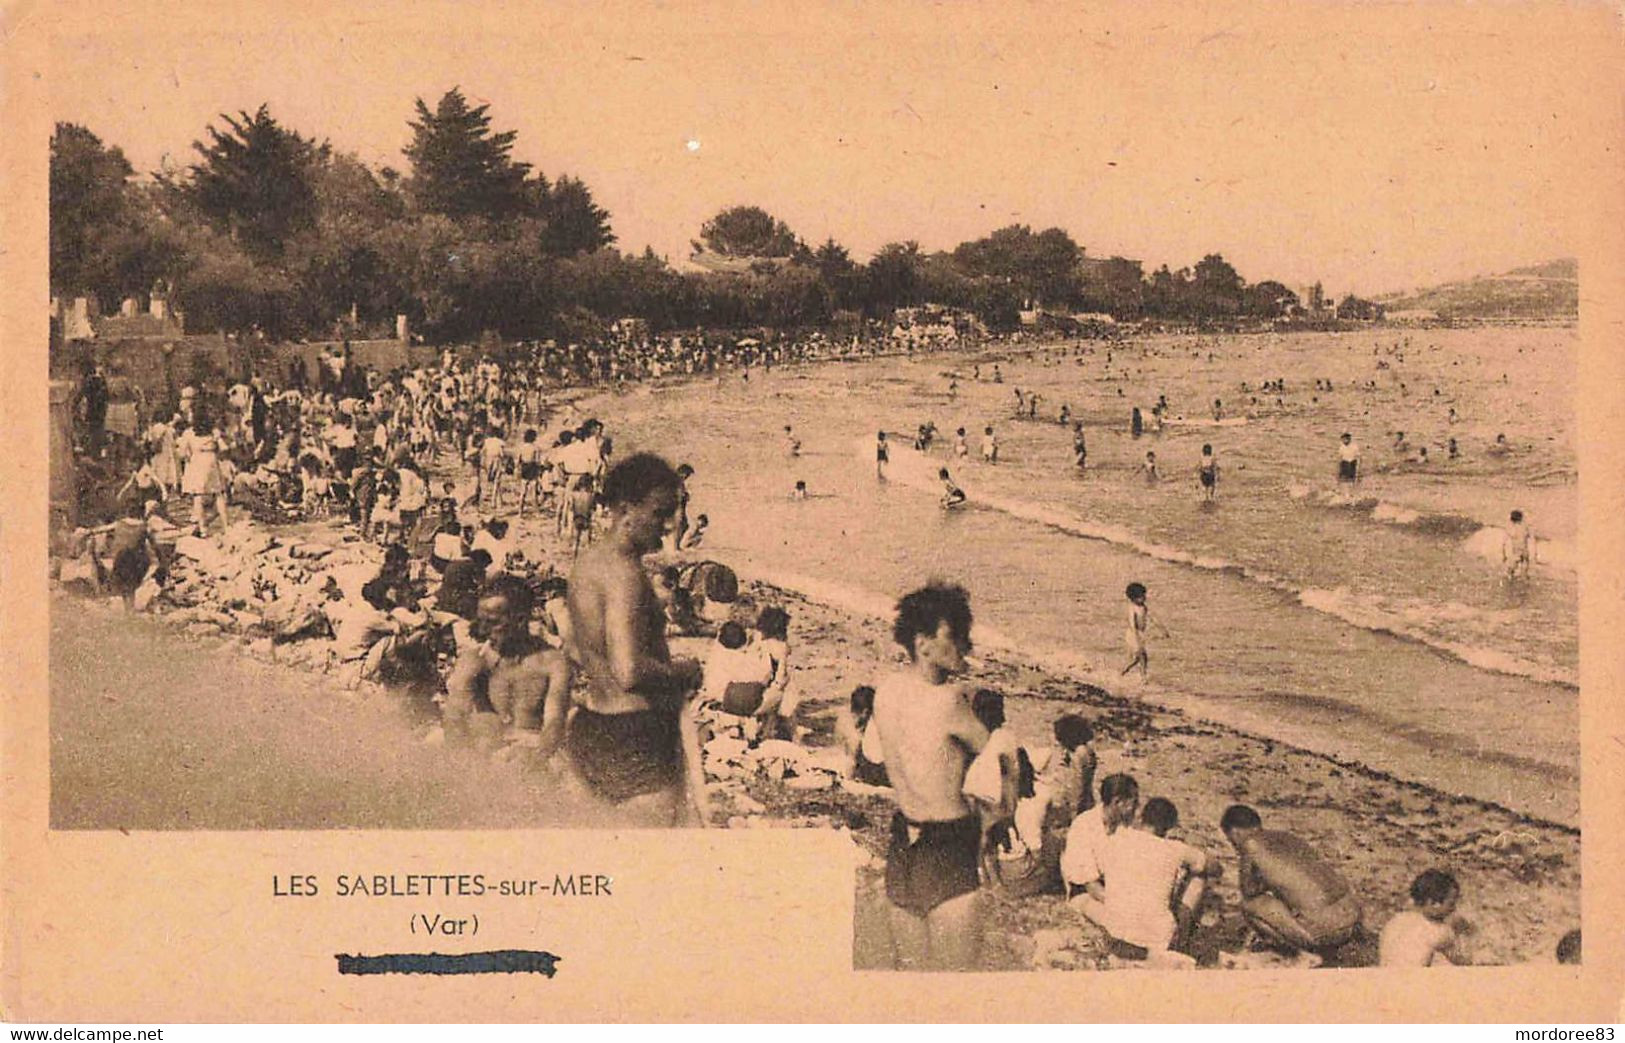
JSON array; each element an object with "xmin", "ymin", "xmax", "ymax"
[{"xmin": 336, "ymin": 950, "xmax": 562, "ymax": 977}]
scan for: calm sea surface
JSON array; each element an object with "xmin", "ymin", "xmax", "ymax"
[{"xmin": 583, "ymin": 327, "xmax": 1578, "ymax": 823}]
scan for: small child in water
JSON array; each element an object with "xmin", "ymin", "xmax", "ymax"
[
  {"xmin": 685, "ymin": 513, "xmax": 709, "ymax": 549},
  {"xmin": 1121, "ymin": 582, "xmax": 1170, "ymax": 681},
  {"xmin": 1142, "ymin": 451, "xmax": 1160, "ymax": 484},
  {"xmin": 1379, "ymin": 869, "xmax": 1470, "ymax": 966},
  {"xmin": 792, "ymin": 480, "xmax": 808, "ymax": 500},
  {"xmin": 1503, "ymin": 509, "xmax": 1532, "ymax": 580},
  {"xmin": 938, "ymin": 467, "xmax": 967, "ymax": 509},
  {"xmin": 981, "ymin": 426, "xmax": 998, "ymax": 464}
]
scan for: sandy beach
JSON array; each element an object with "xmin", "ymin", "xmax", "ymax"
[{"xmin": 50, "ymin": 347, "xmax": 1583, "ymax": 969}]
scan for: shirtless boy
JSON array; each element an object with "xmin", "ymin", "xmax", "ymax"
[
  {"xmin": 563, "ymin": 454, "xmax": 705, "ymax": 826},
  {"xmin": 871, "ymin": 583, "xmax": 989, "ymax": 970},
  {"xmin": 444, "ymin": 574, "xmax": 573, "ymax": 750},
  {"xmin": 1221, "ymin": 804, "xmax": 1363, "ymax": 961}
]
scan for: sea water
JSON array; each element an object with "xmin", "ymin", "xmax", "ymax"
[{"xmin": 590, "ymin": 326, "xmax": 1578, "ymax": 824}]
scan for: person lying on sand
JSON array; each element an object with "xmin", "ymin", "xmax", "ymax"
[
  {"xmin": 1221, "ymin": 804, "xmax": 1362, "ymax": 962},
  {"xmin": 871, "ymin": 583, "xmax": 989, "ymax": 970}
]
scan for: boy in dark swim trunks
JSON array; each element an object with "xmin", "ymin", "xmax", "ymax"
[
  {"xmin": 871, "ymin": 583, "xmax": 990, "ymax": 970},
  {"xmin": 876, "ymin": 431, "xmax": 889, "ymax": 480},
  {"xmin": 562, "ymin": 453, "xmax": 705, "ymax": 826}
]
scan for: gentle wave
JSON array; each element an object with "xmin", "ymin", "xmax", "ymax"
[
  {"xmin": 1289, "ymin": 484, "xmax": 1577, "ymax": 569},
  {"xmin": 870, "ymin": 439, "xmax": 1577, "ymax": 688}
]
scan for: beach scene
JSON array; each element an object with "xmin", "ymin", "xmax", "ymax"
[{"xmin": 40, "ymin": 3, "xmax": 1595, "ymax": 984}]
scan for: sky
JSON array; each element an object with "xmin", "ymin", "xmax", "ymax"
[{"xmin": 43, "ymin": 1, "xmax": 1614, "ymax": 297}]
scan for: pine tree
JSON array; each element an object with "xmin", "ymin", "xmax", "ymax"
[
  {"xmin": 537, "ymin": 175, "xmax": 615, "ymax": 256},
  {"xmin": 181, "ymin": 105, "xmax": 327, "ymax": 259},
  {"xmin": 403, "ymin": 88, "xmax": 531, "ymax": 221}
]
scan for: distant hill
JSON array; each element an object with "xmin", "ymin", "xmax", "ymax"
[{"xmin": 1378, "ymin": 258, "xmax": 1577, "ymax": 319}]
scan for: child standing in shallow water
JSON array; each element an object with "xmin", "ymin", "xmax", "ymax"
[{"xmin": 1121, "ymin": 582, "xmax": 1170, "ymax": 681}]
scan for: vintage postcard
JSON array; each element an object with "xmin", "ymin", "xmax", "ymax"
[{"xmin": 3, "ymin": 0, "xmax": 1623, "ymax": 1023}]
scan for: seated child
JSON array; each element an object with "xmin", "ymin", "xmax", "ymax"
[
  {"xmin": 836, "ymin": 684, "xmax": 889, "ymax": 787},
  {"xmin": 697, "ymin": 621, "xmax": 774, "ymax": 742},
  {"xmin": 752, "ymin": 606, "xmax": 800, "ymax": 740},
  {"xmin": 1379, "ymin": 869, "xmax": 1470, "ymax": 967},
  {"xmin": 1076, "ymin": 797, "xmax": 1210, "ymax": 963},
  {"xmin": 961, "ymin": 689, "xmax": 1022, "ymax": 880}
]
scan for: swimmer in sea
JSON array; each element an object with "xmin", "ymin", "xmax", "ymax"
[
  {"xmin": 954, "ymin": 427, "xmax": 969, "ymax": 460},
  {"xmin": 981, "ymin": 426, "xmax": 998, "ymax": 464},
  {"xmin": 792, "ymin": 479, "xmax": 808, "ymax": 501},
  {"xmin": 1073, "ymin": 422, "xmax": 1087, "ymax": 471},
  {"xmin": 938, "ymin": 468, "xmax": 967, "ymax": 510},
  {"xmin": 1142, "ymin": 450, "xmax": 1160, "ymax": 484},
  {"xmin": 784, "ymin": 425, "xmax": 801, "ymax": 457},
  {"xmin": 876, "ymin": 431, "xmax": 890, "ymax": 480},
  {"xmin": 1337, "ymin": 432, "xmax": 1360, "ymax": 483}
]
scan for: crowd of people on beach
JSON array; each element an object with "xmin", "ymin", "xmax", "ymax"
[
  {"xmin": 55, "ymin": 323, "xmax": 1566, "ymax": 973},
  {"xmin": 851, "ymin": 580, "xmax": 1580, "ymax": 972}
]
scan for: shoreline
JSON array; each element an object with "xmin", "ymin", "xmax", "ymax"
[{"xmin": 699, "ymin": 572, "xmax": 1579, "ymax": 970}]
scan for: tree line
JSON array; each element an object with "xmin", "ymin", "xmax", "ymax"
[{"xmin": 52, "ymin": 89, "xmax": 1333, "ymax": 344}]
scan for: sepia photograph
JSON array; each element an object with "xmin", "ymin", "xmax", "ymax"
[{"xmin": 11, "ymin": 0, "xmax": 1624, "ymax": 1019}]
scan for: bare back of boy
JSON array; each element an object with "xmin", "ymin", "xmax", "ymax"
[
  {"xmin": 1239, "ymin": 830, "xmax": 1361, "ymax": 951},
  {"xmin": 563, "ymin": 541, "xmax": 698, "ymax": 824}
]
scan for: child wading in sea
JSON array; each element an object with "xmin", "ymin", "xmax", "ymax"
[
  {"xmin": 1503, "ymin": 509, "xmax": 1533, "ymax": 581},
  {"xmin": 1121, "ymin": 582, "xmax": 1170, "ymax": 681},
  {"xmin": 1198, "ymin": 444, "xmax": 1218, "ymax": 501}
]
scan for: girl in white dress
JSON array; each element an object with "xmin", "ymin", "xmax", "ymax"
[{"xmin": 178, "ymin": 413, "xmax": 230, "ymax": 535}]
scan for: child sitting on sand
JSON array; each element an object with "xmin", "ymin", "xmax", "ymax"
[
  {"xmin": 961, "ymin": 689, "xmax": 1023, "ymax": 882},
  {"xmin": 837, "ymin": 684, "xmax": 889, "ymax": 787},
  {"xmin": 752, "ymin": 606, "xmax": 800, "ymax": 741},
  {"xmin": 938, "ymin": 468, "xmax": 967, "ymax": 510},
  {"xmin": 1379, "ymin": 869, "xmax": 1471, "ymax": 966},
  {"xmin": 698, "ymin": 621, "xmax": 774, "ymax": 743},
  {"xmin": 1075, "ymin": 797, "xmax": 1211, "ymax": 966}
]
